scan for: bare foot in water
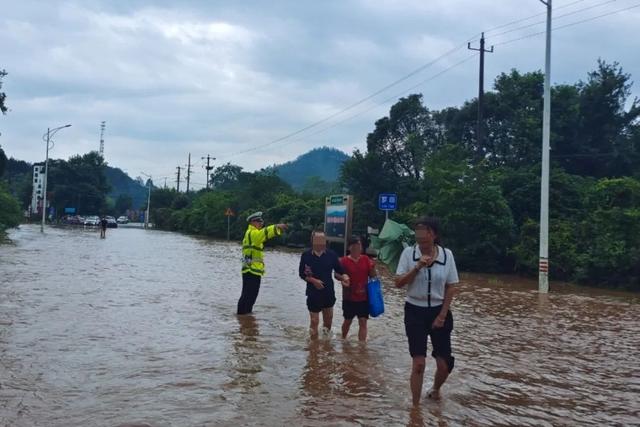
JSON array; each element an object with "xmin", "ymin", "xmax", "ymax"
[{"xmin": 427, "ymin": 388, "xmax": 441, "ymax": 400}]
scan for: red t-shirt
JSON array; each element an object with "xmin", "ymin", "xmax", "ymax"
[{"xmin": 339, "ymin": 255, "xmax": 375, "ymax": 302}]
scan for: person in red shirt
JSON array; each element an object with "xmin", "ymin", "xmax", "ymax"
[{"xmin": 340, "ymin": 236, "xmax": 377, "ymax": 341}]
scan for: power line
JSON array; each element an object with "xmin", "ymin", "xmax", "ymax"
[
  {"xmin": 489, "ymin": 0, "xmax": 618, "ymax": 39},
  {"xmin": 218, "ymin": 39, "xmax": 479, "ymax": 160},
  {"xmin": 219, "ymin": 0, "xmax": 637, "ymax": 159},
  {"xmin": 255, "ymin": 0, "xmax": 633, "ymax": 154},
  {"xmin": 482, "ymin": 0, "xmax": 586, "ymax": 34},
  {"xmin": 273, "ymin": 54, "xmax": 479, "ymax": 152},
  {"xmin": 495, "ymin": 2, "xmax": 640, "ymax": 46}
]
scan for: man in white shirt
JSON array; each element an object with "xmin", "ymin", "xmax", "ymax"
[{"xmin": 395, "ymin": 216, "xmax": 459, "ymax": 405}]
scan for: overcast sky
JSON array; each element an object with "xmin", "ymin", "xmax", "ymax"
[{"xmin": 1, "ymin": 0, "xmax": 638, "ymax": 189}]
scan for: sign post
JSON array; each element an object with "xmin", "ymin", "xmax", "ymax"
[
  {"xmin": 378, "ymin": 193, "xmax": 398, "ymax": 221},
  {"xmin": 324, "ymin": 194, "xmax": 353, "ymax": 256},
  {"xmin": 224, "ymin": 208, "xmax": 235, "ymax": 240}
]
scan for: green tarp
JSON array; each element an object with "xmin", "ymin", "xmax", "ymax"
[{"xmin": 369, "ymin": 219, "xmax": 415, "ymax": 273}]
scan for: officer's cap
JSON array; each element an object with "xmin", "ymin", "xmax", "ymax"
[{"xmin": 247, "ymin": 211, "xmax": 263, "ymax": 222}]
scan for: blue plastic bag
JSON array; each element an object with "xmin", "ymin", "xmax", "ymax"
[{"xmin": 367, "ymin": 278, "xmax": 385, "ymax": 317}]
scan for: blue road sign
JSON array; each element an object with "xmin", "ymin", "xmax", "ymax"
[{"xmin": 378, "ymin": 193, "xmax": 397, "ymax": 211}]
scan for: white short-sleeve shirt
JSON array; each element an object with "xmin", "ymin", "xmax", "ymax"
[{"xmin": 396, "ymin": 244, "xmax": 459, "ymax": 307}]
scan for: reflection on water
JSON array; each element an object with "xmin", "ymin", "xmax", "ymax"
[
  {"xmin": 0, "ymin": 224, "xmax": 639, "ymax": 426},
  {"xmin": 225, "ymin": 315, "xmax": 265, "ymax": 392}
]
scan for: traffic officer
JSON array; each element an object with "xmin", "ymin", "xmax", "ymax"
[{"xmin": 237, "ymin": 211, "xmax": 287, "ymax": 315}]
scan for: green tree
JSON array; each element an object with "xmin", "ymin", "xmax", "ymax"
[
  {"xmin": 0, "ymin": 182, "xmax": 21, "ymax": 232},
  {"xmin": 0, "ymin": 146, "xmax": 6, "ymax": 177},
  {"xmin": 0, "ymin": 69, "xmax": 8, "ymax": 115},
  {"xmin": 558, "ymin": 60, "xmax": 640, "ymax": 177},
  {"xmin": 115, "ymin": 194, "xmax": 133, "ymax": 215},
  {"xmin": 211, "ymin": 163, "xmax": 243, "ymax": 189},
  {"xmin": 47, "ymin": 151, "xmax": 111, "ymax": 216},
  {"xmin": 424, "ymin": 145, "xmax": 515, "ymax": 271}
]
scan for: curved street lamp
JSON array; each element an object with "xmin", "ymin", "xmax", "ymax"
[{"xmin": 41, "ymin": 124, "xmax": 71, "ymax": 233}]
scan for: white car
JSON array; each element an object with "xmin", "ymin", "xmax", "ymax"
[
  {"xmin": 83, "ymin": 215, "xmax": 100, "ymax": 226},
  {"xmin": 116, "ymin": 216, "xmax": 129, "ymax": 224}
]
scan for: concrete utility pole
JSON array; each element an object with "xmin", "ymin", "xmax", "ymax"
[
  {"xmin": 176, "ymin": 166, "xmax": 182, "ymax": 192},
  {"xmin": 202, "ymin": 154, "xmax": 215, "ymax": 189},
  {"xmin": 538, "ymin": 0, "xmax": 552, "ymax": 293},
  {"xmin": 468, "ymin": 32, "xmax": 494, "ymax": 149},
  {"xmin": 186, "ymin": 153, "xmax": 192, "ymax": 193},
  {"xmin": 41, "ymin": 124, "xmax": 71, "ymax": 233}
]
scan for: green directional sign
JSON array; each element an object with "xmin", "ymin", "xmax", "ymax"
[{"xmin": 328, "ymin": 195, "xmax": 346, "ymax": 205}]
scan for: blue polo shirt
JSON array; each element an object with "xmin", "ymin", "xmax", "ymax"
[{"xmin": 298, "ymin": 249, "xmax": 344, "ymax": 296}]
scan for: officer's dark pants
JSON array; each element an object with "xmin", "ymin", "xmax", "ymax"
[{"xmin": 237, "ymin": 273, "xmax": 262, "ymax": 314}]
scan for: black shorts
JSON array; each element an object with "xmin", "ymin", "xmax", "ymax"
[
  {"xmin": 307, "ymin": 291, "xmax": 336, "ymax": 313},
  {"xmin": 342, "ymin": 300, "xmax": 369, "ymax": 320},
  {"xmin": 404, "ymin": 302, "xmax": 455, "ymax": 372}
]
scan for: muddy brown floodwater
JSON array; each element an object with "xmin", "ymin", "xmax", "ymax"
[{"xmin": 0, "ymin": 224, "xmax": 639, "ymax": 426}]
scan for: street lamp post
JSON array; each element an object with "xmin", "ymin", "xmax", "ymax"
[
  {"xmin": 41, "ymin": 124, "xmax": 71, "ymax": 233},
  {"xmin": 141, "ymin": 172, "xmax": 152, "ymax": 229}
]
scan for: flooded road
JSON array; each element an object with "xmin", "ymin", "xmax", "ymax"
[{"xmin": 1, "ymin": 224, "xmax": 639, "ymax": 426}]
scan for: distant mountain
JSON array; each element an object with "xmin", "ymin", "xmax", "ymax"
[
  {"xmin": 103, "ymin": 166, "xmax": 148, "ymax": 209},
  {"xmin": 271, "ymin": 147, "xmax": 349, "ymax": 190}
]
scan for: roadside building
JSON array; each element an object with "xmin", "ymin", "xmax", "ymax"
[{"xmin": 30, "ymin": 163, "xmax": 45, "ymax": 216}]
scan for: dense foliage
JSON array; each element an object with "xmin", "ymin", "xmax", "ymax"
[
  {"xmin": 341, "ymin": 60, "xmax": 640, "ymax": 290},
  {"xmin": 152, "ymin": 166, "xmax": 326, "ymax": 245},
  {"xmin": 2, "ymin": 154, "xmax": 148, "ymax": 217},
  {"xmin": 0, "ymin": 148, "xmax": 22, "ymax": 233}
]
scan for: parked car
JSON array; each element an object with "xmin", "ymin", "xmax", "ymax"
[
  {"xmin": 83, "ymin": 215, "xmax": 100, "ymax": 226},
  {"xmin": 62, "ymin": 215, "xmax": 84, "ymax": 225},
  {"xmin": 116, "ymin": 216, "xmax": 129, "ymax": 224},
  {"xmin": 106, "ymin": 216, "xmax": 118, "ymax": 228}
]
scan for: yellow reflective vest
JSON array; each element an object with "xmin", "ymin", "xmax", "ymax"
[{"xmin": 242, "ymin": 224, "xmax": 282, "ymax": 276}]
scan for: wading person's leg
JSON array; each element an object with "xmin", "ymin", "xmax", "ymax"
[
  {"xmin": 237, "ymin": 273, "xmax": 260, "ymax": 315},
  {"xmin": 411, "ymin": 356, "xmax": 426, "ymax": 406},
  {"xmin": 358, "ymin": 317, "xmax": 368, "ymax": 341},
  {"xmin": 309, "ymin": 311, "xmax": 320, "ymax": 338},
  {"xmin": 342, "ymin": 300, "xmax": 354, "ymax": 338},
  {"xmin": 404, "ymin": 303, "xmax": 429, "ymax": 405},
  {"xmin": 341, "ymin": 318, "xmax": 352, "ymax": 338},
  {"xmin": 321, "ymin": 307, "xmax": 333, "ymax": 331},
  {"xmin": 428, "ymin": 311, "xmax": 454, "ymax": 400}
]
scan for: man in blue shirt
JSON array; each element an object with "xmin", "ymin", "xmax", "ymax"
[{"xmin": 299, "ymin": 231, "xmax": 350, "ymax": 338}]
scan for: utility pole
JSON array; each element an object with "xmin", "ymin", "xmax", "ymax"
[
  {"xmin": 185, "ymin": 153, "xmax": 192, "ymax": 193},
  {"xmin": 41, "ymin": 124, "xmax": 71, "ymax": 233},
  {"xmin": 468, "ymin": 32, "xmax": 494, "ymax": 149},
  {"xmin": 163, "ymin": 177, "xmax": 167, "ymax": 189},
  {"xmin": 176, "ymin": 166, "xmax": 182, "ymax": 192},
  {"xmin": 201, "ymin": 154, "xmax": 216, "ymax": 189},
  {"xmin": 539, "ymin": 0, "xmax": 552, "ymax": 294}
]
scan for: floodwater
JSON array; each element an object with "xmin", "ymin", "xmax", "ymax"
[{"xmin": 1, "ymin": 225, "xmax": 639, "ymax": 427}]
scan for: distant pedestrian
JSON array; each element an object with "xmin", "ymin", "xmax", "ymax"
[
  {"xmin": 299, "ymin": 231, "xmax": 350, "ymax": 338},
  {"xmin": 237, "ymin": 211, "xmax": 287, "ymax": 315},
  {"xmin": 339, "ymin": 236, "xmax": 376, "ymax": 341},
  {"xmin": 395, "ymin": 216, "xmax": 459, "ymax": 405},
  {"xmin": 100, "ymin": 216, "xmax": 108, "ymax": 238}
]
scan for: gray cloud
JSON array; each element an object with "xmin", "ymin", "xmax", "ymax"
[{"xmin": 1, "ymin": 0, "xmax": 638, "ymax": 189}]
